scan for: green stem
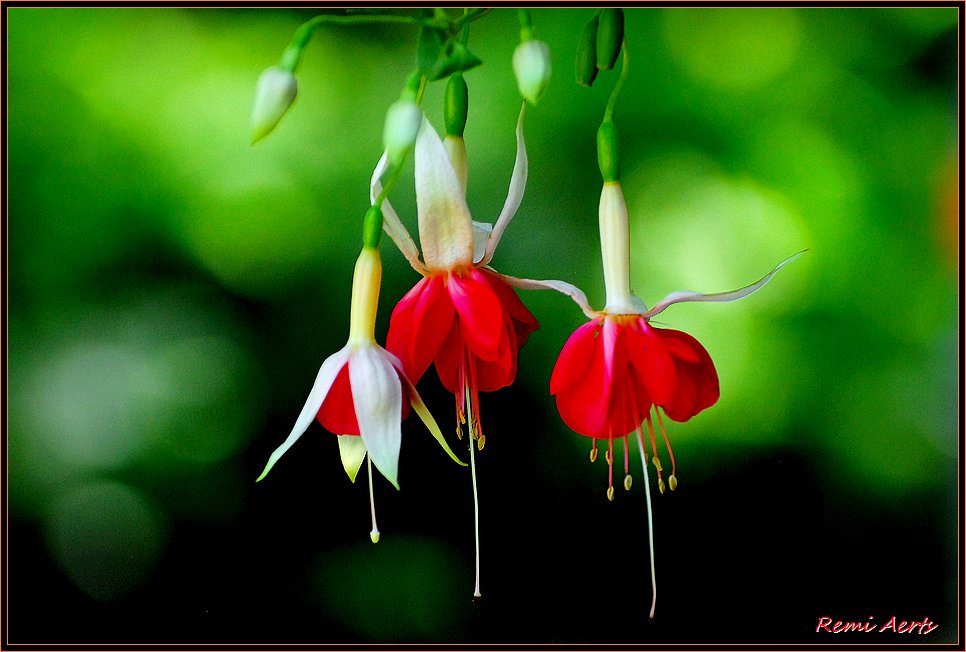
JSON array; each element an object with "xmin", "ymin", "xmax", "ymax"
[
  {"xmin": 374, "ymin": 73, "xmax": 426, "ymax": 208},
  {"xmin": 603, "ymin": 40, "xmax": 630, "ymax": 124}
]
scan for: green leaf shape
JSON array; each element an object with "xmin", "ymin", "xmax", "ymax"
[{"xmin": 337, "ymin": 435, "xmax": 367, "ymax": 483}]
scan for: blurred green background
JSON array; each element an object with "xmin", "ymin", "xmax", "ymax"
[{"xmin": 6, "ymin": 7, "xmax": 959, "ymax": 644}]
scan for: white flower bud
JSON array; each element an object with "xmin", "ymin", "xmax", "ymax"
[
  {"xmin": 250, "ymin": 66, "xmax": 298, "ymax": 144},
  {"xmin": 512, "ymin": 39, "xmax": 551, "ymax": 105},
  {"xmin": 382, "ymin": 99, "xmax": 422, "ymax": 164}
]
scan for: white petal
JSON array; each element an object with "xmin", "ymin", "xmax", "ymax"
[
  {"xmin": 414, "ymin": 116, "xmax": 474, "ymax": 271},
  {"xmin": 387, "ymin": 356, "xmax": 466, "ymax": 467},
  {"xmin": 349, "ymin": 346, "xmax": 403, "ymax": 489},
  {"xmin": 481, "ymin": 103, "xmax": 528, "ymax": 266},
  {"xmin": 337, "ymin": 435, "xmax": 367, "ymax": 483},
  {"xmin": 494, "ymin": 271, "xmax": 598, "ymax": 319},
  {"xmin": 256, "ymin": 346, "xmax": 350, "ymax": 481},
  {"xmin": 471, "ymin": 221, "xmax": 493, "ymax": 265},
  {"xmin": 370, "ymin": 152, "xmax": 425, "ymax": 274},
  {"xmin": 640, "ymin": 250, "xmax": 807, "ymax": 319}
]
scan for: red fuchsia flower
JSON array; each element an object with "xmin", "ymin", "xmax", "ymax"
[
  {"xmin": 370, "ymin": 105, "xmax": 540, "ymax": 598},
  {"xmin": 372, "ymin": 107, "xmax": 537, "ymax": 446},
  {"xmin": 256, "ymin": 245, "xmax": 464, "ymax": 543},
  {"xmin": 531, "ymin": 179, "xmax": 801, "ymax": 618}
]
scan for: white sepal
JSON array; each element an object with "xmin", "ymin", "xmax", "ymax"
[
  {"xmin": 641, "ymin": 251, "xmax": 806, "ymax": 319},
  {"xmin": 414, "ymin": 116, "xmax": 474, "ymax": 272},
  {"xmin": 494, "ymin": 271, "xmax": 598, "ymax": 319},
  {"xmin": 349, "ymin": 346, "xmax": 403, "ymax": 489},
  {"xmin": 471, "ymin": 221, "xmax": 493, "ymax": 265},
  {"xmin": 370, "ymin": 152, "xmax": 424, "ymax": 273},
  {"xmin": 256, "ymin": 346, "xmax": 350, "ymax": 481},
  {"xmin": 337, "ymin": 435, "xmax": 367, "ymax": 483},
  {"xmin": 481, "ymin": 103, "xmax": 528, "ymax": 266}
]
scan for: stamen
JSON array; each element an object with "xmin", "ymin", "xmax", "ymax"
[
  {"xmin": 635, "ymin": 425, "xmax": 658, "ymax": 620},
  {"xmin": 655, "ymin": 409, "xmax": 677, "ymax": 480},
  {"xmin": 645, "ymin": 414, "xmax": 665, "ymax": 490},
  {"xmin": 590, "ymin": 439, "xmax": 598, "ymax": 463},
  {"xmin": 623, "ymin": 435, "xmax": 630, "ymax": 476},
  {"xmin": 624, "ymin": 474, "xmax": 633, "ymax": 491},
  {"xmin": 464, "ymin": 366, "xmax": 482, "ymax": 600},
  {"xmin": 654, "ymin": 411, "xmax": 677, "ymax": 491},
  {"xmin": 477, "ymin": 434, "xmax": 486, "ymax": 450},
  {"xmin": 367, "ymin": 457, "xmax": 380, "ymax": 544},
  {"xmin": 607, "ymin": 437, "xmax": 615, "ymax": 499}
]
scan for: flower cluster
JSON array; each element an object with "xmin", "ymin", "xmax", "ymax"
[{"xmin": 249, "ymin": 8, "xmax": 799, "ymax": 618}]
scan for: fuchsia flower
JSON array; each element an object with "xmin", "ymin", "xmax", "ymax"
[
  {"xmin": 372, "ymin": 105, "xmax": 549, "ymax": 599},
  {"xmin": 256, "ymin": 246, "xmax": 464, "ymax": 542},
  {"xmin": 539, "ymin": 180, "xmax": 801, "ymax": 617},
  {"xmin": 372, "ymin": 106, "xmax": 538, "ymax": 443}
]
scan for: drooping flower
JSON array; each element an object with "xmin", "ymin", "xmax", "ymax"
[
  {"xmin": 371, "ymin": 105, "xmax": 539, "ymax": 599},
  {"xmin": 372, "ymin": 105, "xmax": 538, "ymax": 446},
  {"xmin": 534, "ymin": 177, "xmax": 801, "ymax": 617},
  {"xmin": 256, "ymin": 245, "xmax": 464, "ymax": 542}
]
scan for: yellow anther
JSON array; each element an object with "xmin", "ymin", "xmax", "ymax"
[
  {"xmin": 477, "ymin": 435, "xmax": 486, "ymax": 450},
  {"xmin": 658, "ymin": 478, "xmax": 666, "ymax": 494},
  {"xmin": 605, "ymin": 450, "xmax": 613, "ymax": 465},
  {"xmin": 370, "ymin": 530, "xmax": 380, "ymax": 544},
  {"xmin": 606, "ymin": 486, "xmax": 615, "ymax": 501},
  {"xmin": 456, "ymin": 426, "xmax": 463, "ymax": 440},
  {"xmin": 651, "ymin": 456, "xmax": 663, "ymax": 472},
  {"xmin": 669, "ymin": 474, "xmax": 678, "ymax": 491},
  {"xmin": 590, "ymin": 448, "xmax": 598, "ymax": 463},
  {"xmin": 623, "ymin": 474, "xmax": 633, "ymax": 491}
]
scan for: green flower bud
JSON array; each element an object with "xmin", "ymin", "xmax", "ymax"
[
  {"xmin": 250, "ymin": 65, "xmax": 298, "ymax": 144},
  {"xmin": 596, "ymin": 8, "xmax": 624, "ymax": 71},
  {"xmin": 597, "ymin": 121, "xmax": 620, "ymax": 182},
  {"xmin": 362, "ymin": 205, "xmax": 384, "ymax": 250},
  {"xmin": 512, "ymin": 39, "xmax": 552, "ymax": 105},
  {"xmin": 444, "ymin": 74, "xmax": 468, "ymax": 137},
  {"xmin": 575, "ymin": 15, "xmax": 600, "ymax": 87},
  {"xmin": 382, "ymin": 99, "xmax": 422, "ymax": 165}
]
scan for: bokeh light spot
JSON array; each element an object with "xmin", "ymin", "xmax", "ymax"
[
  {"xmin": 141, "ymin": 335, "xmax": 262, "ymax": 463},
  {"xmin": 663, "ymin": 9, "xmax": 802, "ymax": 90},
  {"xmin": 44, "ymin": 480, "xmax": 167, "ymax": 602},
  {"xmin": 26, "ymin": 343, "xmax": 156, "ymax": 471}
]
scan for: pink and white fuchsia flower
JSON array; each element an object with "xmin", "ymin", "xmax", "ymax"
[{"xmin": 256, "ymin": 245, "xmax": 464, "ymax": 543}]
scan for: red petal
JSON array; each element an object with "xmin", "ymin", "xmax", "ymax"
[
  {"xmin": 446, "ymin": 268, "xmax": 505, "ymax": 361},
  {"xmin": 475, "ymin": 331, "xmax": 515, "ymax": 391},
  {"xmin": 316, "ymin": 363, "xmax": 360, "ymax": 435},
  {"xmin": 315, "ymin": 360, "xmax": 411, "ymax": 435},
  {"xmin": 479, "ymin": 269, "xmax": 540, "ymax": 347},
  {"xmin": 652, "ymin": 327, "xmax": 720, "ymax": 421},
  {"xmin": 552, "ymin": 320, "xmax": 614, "ymax": 438},
  {"xmin": 433, "ymin": 319, "xmax": 463, "ymax": 395},
  {"xmin": 387, "ymin": 276, "xmax": 454, "ymax": 383},
  {"xmin": 626, "ymin": 320, "xmax": 678, "ymax": 408},
  {"xmin": 550, "ymin": 320, "xmax": 599, "ymax": 395}
]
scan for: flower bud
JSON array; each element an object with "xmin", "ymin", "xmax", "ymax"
[
  {"xmin": 596, "ymin": 9, "xmax": 624, "ymax": 71},
  {"xmin": 444, "ymin": 74, "xmax": 469, "ymax": 137},
  {"xmin": 597, "ymin": 121, "xmax": 620, "ymax": 182},
  {"xmin": 382, "ymin": 99, "xmax": 422, "ymax": 165},
  {"xmin": 575, "ymin": 15, "xmax": 600, "ymax": 87},
  {"xmin": 250, "ymin": 66, "xmax": 298, "ymax": 144},
  {"xmin": 512, "ymin": 39, "xmax": 552, "ymax": 105}
]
